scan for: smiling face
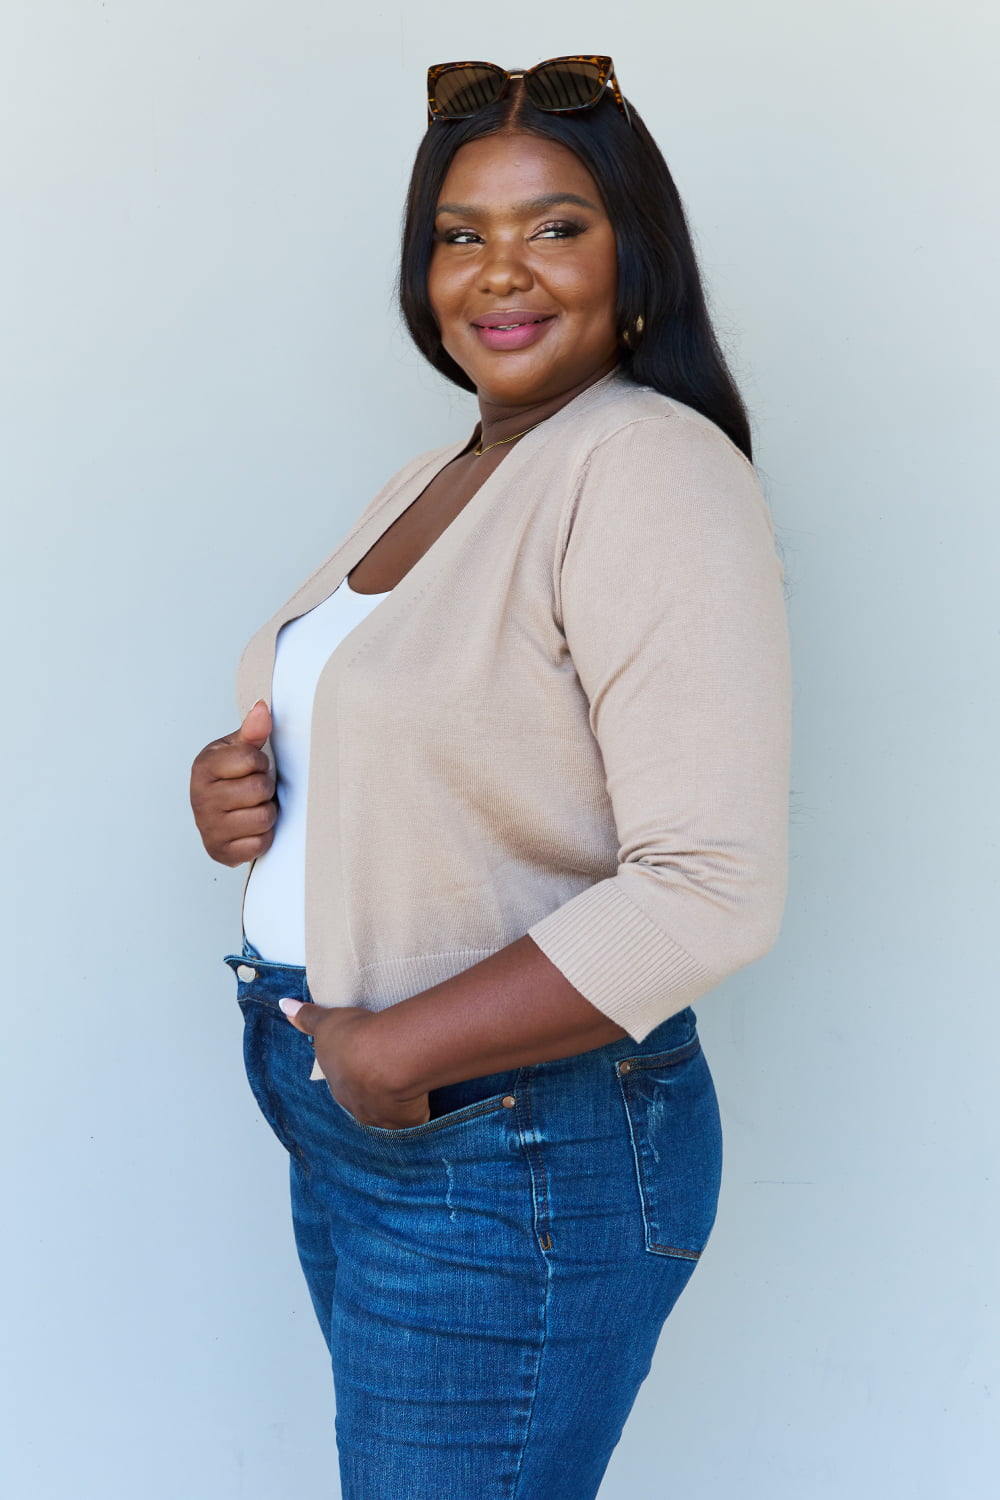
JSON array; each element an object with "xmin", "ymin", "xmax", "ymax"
[{"xmin": 427, "ymin": 131, "xmax": 620, "ymax": 410}]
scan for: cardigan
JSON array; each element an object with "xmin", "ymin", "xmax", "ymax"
[{"xmin": 235, "ymin": 369, "xmax": 793, "ymax": 1045}]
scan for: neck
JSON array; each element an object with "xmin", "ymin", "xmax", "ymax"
[{"xmin": 474, "ymin": 359, "xmax": 619, "ymax": 452}]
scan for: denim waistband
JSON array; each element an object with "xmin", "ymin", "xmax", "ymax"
[
  {"xmin": 223, "ymin": 936, "xmax": 699, "ymax": 1070},
  {"xmin": 223, "ymin": 934, "xmax": 316, "ymax": 1003}
]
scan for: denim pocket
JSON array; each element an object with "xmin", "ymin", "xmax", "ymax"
[
  {"xmin": 326, "ymin": 1088, "xmax": 516, "ymax": 1142},
  {"xmin": 616, "ymin": 1035, "xmax": 723, "ymax": 1261}
]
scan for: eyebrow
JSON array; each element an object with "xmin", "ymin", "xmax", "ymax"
[{"xmin": 435, "ymin": 192, "xmax": 600, "ymax": 217}]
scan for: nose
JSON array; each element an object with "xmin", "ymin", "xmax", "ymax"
[{"xmin": 477, "ymin": 236, "xmax": 534, "ymax": 297}]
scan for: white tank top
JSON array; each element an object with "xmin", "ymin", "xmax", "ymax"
[{"xmin": 242, "ymin": 575, "xmax": 391, "ymax": 963}]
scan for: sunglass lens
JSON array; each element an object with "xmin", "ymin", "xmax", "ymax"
[
  {"xmin": 526, "ymin": 60, "xmax": 605, "ymax": 111},
  {"xmin": 433, "ymin": 65, "xmax": 507, "ymax": 117}
]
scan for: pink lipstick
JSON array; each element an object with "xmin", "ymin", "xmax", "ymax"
[{"xmin": 471, "ymin": 310, "xmax": 556, "ymax": 351}]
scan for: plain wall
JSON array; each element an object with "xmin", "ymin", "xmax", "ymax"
[{"xmin": 2, "ymin": 2, "xmax": 997, "ymax": 1496}]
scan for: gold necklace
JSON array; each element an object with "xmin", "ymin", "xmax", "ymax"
[{"xmin": 472, "ymin": 419, "xmax": 545, "ymax": 457}]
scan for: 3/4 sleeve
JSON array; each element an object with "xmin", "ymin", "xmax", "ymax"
[{"xmin": 526, "ymin": 411, "xmax": 793, "ymax": 1040}]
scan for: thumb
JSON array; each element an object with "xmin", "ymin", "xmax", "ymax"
[
  {"xmin": 278, "ymin": 997, "xmax": 323, "ymax": 1034},
  {"xmin": 236, "ymin": 699, "xmax": 272, "ymax": 747}
]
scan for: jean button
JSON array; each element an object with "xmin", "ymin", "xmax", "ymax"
[{"xmin": 236, "ymin": 964, "xmax": 257, "ymax": 982}]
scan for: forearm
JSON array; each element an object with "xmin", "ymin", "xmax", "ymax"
[{"xmin": 365, "ymin": 934, "xmax": 628, "ymax": 1099}]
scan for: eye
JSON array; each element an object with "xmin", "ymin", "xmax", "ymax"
[
  {"xmin": 532, "ymin": 220, "xmax": 585, "ymax": 240},
  {"xmin": 439, "ymin": 227, "xmax": 482, "ymax": 245}
]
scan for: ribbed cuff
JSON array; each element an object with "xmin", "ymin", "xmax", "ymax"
[{"xmin": 526, "ymin": 878, "xmax": 719, "ymax": 1041}]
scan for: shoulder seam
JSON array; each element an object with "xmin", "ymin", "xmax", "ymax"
[{"xmin": 584, "ymin": 406, "xmax": 758, "ymax": 480}]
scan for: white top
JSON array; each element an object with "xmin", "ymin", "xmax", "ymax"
[{"xmin": 242, "ymin": 575, "xmax": 391, "ymax": 963}]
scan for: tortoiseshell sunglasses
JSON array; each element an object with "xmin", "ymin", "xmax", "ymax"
[{"xmin": 426, "ymin": 56, "xmax": 632, "ymax": 129}]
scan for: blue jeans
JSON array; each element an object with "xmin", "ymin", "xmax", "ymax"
[{"xmin": 224, "ymin": 941, "xmax": 723, "ymax": 1500}]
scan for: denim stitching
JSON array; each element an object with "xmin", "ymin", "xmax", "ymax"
[
  {"xmin": 508, "ymin": 1238, "xmax": 554, "ymax": 1500},
  {"xmin": 239, "ymin": 1002, "xmax": 308, "ymax": 1167},
  {"xmin": 616, "ymin": 1037, "xmax": 705, "ymax": 1260},
  {"xmin": 647, "ymin": 1242, "xmax": 700, "ymax": 1261},
  {"xmin": 334, "ymin": 1094, "xmax": 510, "ymax": 1141},
  {"xmin": 620, "ymin": 1035, "xmax": 701, "ymax": 1073},
  {"xmin": 517, "ymin": 1068, "xmax": 553, "ymax": 1253}
]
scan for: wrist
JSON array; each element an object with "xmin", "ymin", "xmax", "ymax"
[{"xmin": 339, "ymin": 1006, "xmax": 426, "ymax": 1104}]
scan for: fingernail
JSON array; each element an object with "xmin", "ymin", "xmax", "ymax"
[{"xmin": 278, "ymin": 997, "xmax": 303, "ymax": 1017}]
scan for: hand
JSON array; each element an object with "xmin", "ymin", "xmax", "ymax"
[
  {"xmin": 278, "ymin": 1000, "xmax": 431, "ymax": 1130},
  {"xmin": 189, "ymin": 700, "xmax": 278, "ymax": 866}
]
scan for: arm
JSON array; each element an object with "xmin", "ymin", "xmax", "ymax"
[
  {"xmin": 283, "ymin": 935, "xmax": 626, "ymax": 1127},
  {"xmin": 284, "ymin": 413, "xmax": 792, "ymax": 1126}
]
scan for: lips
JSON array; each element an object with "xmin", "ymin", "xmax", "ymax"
[
  {"xmin": 470, "ymin": 311, "xmax": 556, "ymax": 352},
  {"xmin": 471, "ymin": 309, "xmax": 554, "ymax": 329}
]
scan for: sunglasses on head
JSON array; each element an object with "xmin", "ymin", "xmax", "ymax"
[{"xmin": 427, "ymin": 55, "xmax": 632, "ymax": 129}]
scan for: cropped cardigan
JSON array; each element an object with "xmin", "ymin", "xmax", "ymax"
[{"xmin": 235, "ymin": 369, "xmax": 793, "ymax": 1043}]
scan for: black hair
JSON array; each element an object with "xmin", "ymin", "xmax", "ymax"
[{"xmin": 399, "ymin": 86, "xmax": 754, "ymax": 461}]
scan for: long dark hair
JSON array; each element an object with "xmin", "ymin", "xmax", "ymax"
[{"xmin": 399, "ymin": 85, "xmax": 754, "ymax": 461}]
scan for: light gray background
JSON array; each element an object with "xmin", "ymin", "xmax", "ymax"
[{"xmin": 2, "ymin": 2, "xmax": 997, "ymax": 1496}]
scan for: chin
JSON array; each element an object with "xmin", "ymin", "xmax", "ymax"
[
  {"xmin": 481, "ymin": 374, "xmax": 548, "ymax": 402},
  {"xmin": 475, "ymin": 361, "xmax": 562, "ymax": 405},
  {"xmin": 447, "ymin": 342, "xmax": 555, "ymax": 398}
]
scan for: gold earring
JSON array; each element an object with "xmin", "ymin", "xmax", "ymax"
[{"xmin": 622, "ymin": 314, "xmax": 645, "ymax": 348}]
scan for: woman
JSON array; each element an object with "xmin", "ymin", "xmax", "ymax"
[{"xmin": 190, "ymin": 56, "xmax": 792, "ymax": 1499}]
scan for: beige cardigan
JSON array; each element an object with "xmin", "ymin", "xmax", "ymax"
[{"xmin": 236, "ymin": 370, "xmax": 792, "ymax": 1043}]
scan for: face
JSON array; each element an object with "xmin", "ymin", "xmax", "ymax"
[{"xmin": 427, "ymin": 132, "xmax": 619, "ymax": 409}]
